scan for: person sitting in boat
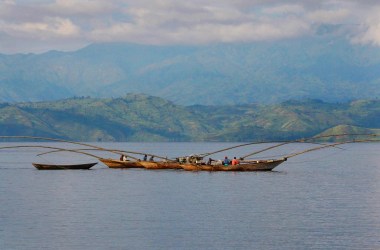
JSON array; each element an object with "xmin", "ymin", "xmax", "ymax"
[
  {"xmin": 143, "ymin": 154, "xmax": 147, "ymax": 161},
  {"xmin": 223, "ymin": 156, "xmax": 230, "ymax": 165},
  {"xmin": 122, "ymin": 155, "xmax": 128, "ymax": 161},
  {"xmin": 207, "ymin": 158, "xmax": 213, "ymax": 165},
  {"xmin": 149, "ymin": 155, "xmax": 154, "ymax": 161},
  {"xmin": 231, "ymin": 157, "xmax": 239, "ymax": 165}
]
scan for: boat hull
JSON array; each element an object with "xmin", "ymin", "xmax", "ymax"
[
  {"xmin": 101, "ymin": 157, "xmax": 286, "ymax": 172},
  {"xmin": 32, "ymin": 162, "xmax": 97, "ymax": 170},
  {"xmin": 139, "ymin": 161, "xmax": 182, "ymax": 170},
  {"xmin": 181, "ymin": 158, "xmax": 286, "ymax": 172}
]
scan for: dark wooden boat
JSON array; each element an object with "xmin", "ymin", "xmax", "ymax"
[
  {"xmin": 32, "ymin": 162, "xmax": 97, "ymax": 170},
  {"xmin": 99, "ymin": 158, "xmax": 143, "ymax": 168},
  {"xmin": 181, "ymin": 158, "xmax": 286, "ymax": 172}
]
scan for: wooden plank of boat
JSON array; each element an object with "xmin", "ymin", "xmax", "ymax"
[
  {"xmin": 32, "ymin": 162, "xmax": 97, "ymax": 170},
  {"xmin": 157, "ymin": 161, "xmax": 182, "ymax": 169},
  {"xmin": 99, "ymin": 158, "xmax": 143, "ymax": 168},
  {"xmin": 138, "ymin": 161, "xmax": 182, "ymax": 170},
  {"xmin": 180, "ymin": 163, "xmax": 201, "ymax": 171}
]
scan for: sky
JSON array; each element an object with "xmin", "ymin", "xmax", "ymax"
[{"xmin": 1, "ymin": 0, "xmax": 380, "ymax": 54}]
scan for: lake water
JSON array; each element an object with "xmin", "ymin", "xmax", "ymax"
[{"xmin": 0, "ymin": 142, "xmax": 379, "ymax": 250}]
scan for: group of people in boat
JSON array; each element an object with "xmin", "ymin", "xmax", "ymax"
[
  {"xmin": 120, "ymin": 154, "xmax": 155, "ymax": 162},
  {"xmin": 120, "ymin": 153, "xmax": 240, "ymax": 166},
  {"xmin": 222, "ymin": 156, "xmax": 240, "ymax": 165},
  {"xmin": 207, "ymin": 156, "xmax": 240, "ymax": 166}
]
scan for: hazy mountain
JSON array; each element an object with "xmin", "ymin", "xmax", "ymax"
[
  {"xmin": 0, "ymin": 94, "xmax": 379, "ymax": 141},
  {"xmin": 1, "ymin": 37, "xmax": 380, "ymax": 105}
]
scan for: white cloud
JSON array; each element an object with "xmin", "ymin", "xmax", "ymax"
[
  {"xmin": 351, "ymin": 6, "xmax": 380, "ymax": 46},
  {"xmin": 47, "ymin": 0, "xmax": 116, "ymax": 16},
  {"xmin": 1, "ymin": 0, "xmax": 380, "ymax": 53},
  {"xmin": 3, "ymin": 17, "xmax": 80, "ymax": 39},
  {"xmin": 262, "ymin": 4, "xmax": 304, "ymax": 14},
  {"xmin": 307, "ymin": 9, "xmax": 350, "ymax": 24}
]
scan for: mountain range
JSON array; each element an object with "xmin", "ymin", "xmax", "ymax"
[
  {"xmin": 1, "ymin": 36, "xmax": 380, "ymax": 105},
  {"xmin": 1, "ymin": 94, "xmax": 379, "ymax": 142}
]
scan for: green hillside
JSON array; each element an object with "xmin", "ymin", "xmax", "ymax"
[{"xmin": 0, "ymin": 95, "xmax": 379, "ymax": 141}]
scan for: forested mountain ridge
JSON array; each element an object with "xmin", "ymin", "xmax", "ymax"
[
  {"xmin": 0, "ymin": 94, "xmax": 379, "ymax": 141},
  {"xmin": 1, "ymin": 38, "xmax": 380, "ymax": 105}
]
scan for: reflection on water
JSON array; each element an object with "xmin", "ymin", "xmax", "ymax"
[{"xmin": 0, "ymin": 142, "xmax": 379, "ymax": 249}]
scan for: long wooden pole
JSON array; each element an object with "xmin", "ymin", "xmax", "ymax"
[
  {"xmin": 0, "ymin": 145, "xmax": 102, "ymax": 159},
  {"xmin": 201, "ymin": 133, "xmax": 378, "ymax": 159},
  {"xmin": 0, "ymin": 136, "xmax": 171, "ymax": 161},
  {"xmin": 284, "ymin": 139, "xmax": 380, "ymax": 159},
  {"xmin": 36, "ymin": 148, "xmax": 175, "ymax": 162}
]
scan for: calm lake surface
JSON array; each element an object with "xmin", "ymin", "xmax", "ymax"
[{"xmin": 0, "ymin": 142, "xmax": 379, "ymax": 250}]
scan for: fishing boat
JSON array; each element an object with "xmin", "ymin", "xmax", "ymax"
[
  {"xmin": 99, "ymin": 158, "xmax": 143, "ymax": 168},
  {"xmin": 180, "ymin": 158, "xmax": 286, "ymax": 172},
  {"xmin": 32, "ymin": 162, "xmax": 97, "ymax": 170}
]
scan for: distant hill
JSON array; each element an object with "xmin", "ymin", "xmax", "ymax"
[
  {"xmin": 316, "ymin": 125, "xmax": 380, "ymax": 141},
  {"xmin": 1, "ymin": 37, "xmax": 380, "ymax": 105},
  {"xmin": 0, "ymin": 95, "xmax": 379, "ymax": 141}
]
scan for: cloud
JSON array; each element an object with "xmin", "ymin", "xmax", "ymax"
[
  {"xmin": 262, "ymin": 4, "xmax": 304, "ymax": 14},
  {"xmin": 307, "ymin": 9, "xmax": 350, "ymax": 24},
  {"xmin": 2, "ymin": 17, "xmax": 80, "ymax": 39},
  {"xmin": 1, "ymin": 0, "xmax": 380, "ymax": 53},
  {"xmin": 350, "ymin": 5, "xmax": 380, "ymax": 46}
]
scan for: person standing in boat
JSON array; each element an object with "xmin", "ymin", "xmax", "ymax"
[
  {"xmin": 143, "ymin": 154, "xmax": 147, "ymax": 161},
  {"xmin": 231, "ymin": 157, "xmax": 239, "ymax": 165},
  {"xmin": 223, "ymin": 156, "xmax": 230, "ymax": 165}
]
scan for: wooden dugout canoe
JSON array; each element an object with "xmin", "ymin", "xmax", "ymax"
[
  {"xmin": 181, "ymin": 158, "xmax": 286, "ymax": 172},
  {"xmin": 99, "ymin": 158, "xmax": 143, "ymax": 168},
  {"xmin": 32, "ymin": 162, "xmax": 97, "ymax": 170}
]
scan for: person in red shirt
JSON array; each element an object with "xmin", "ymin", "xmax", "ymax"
[{"xmin": 231, "ymin": 157, "xmax": 239, "ymax": 165}]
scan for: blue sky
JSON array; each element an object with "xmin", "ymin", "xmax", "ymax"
[{"xmin": 1, "ymin": 0, "xmax": 380, "ymax": 53}]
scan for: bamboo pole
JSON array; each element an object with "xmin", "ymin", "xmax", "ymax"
[
  {"xmin": 201, "ymin": 133, "xmax": 378, "ymax": 160},
  {"xmin": 0, "ymin": 145, "xmax": 102, "ymax": 159},
  {"xmin": 0, "ymin": 136, "xmax": 171, "ymax": 161},
  {"xmin": 285, "ymin": 138, "xmax": 380, "ymax": 159}
]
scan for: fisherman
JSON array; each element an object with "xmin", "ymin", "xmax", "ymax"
[
  {"xmin": 207, "ymin": 158, "xmax": 213, "ymax": 165},
  {"xmin": 231, "ymin": 157, "xmax": 239, "ymax": 165},
  {"xmin": 223, "ymin": 156, "xmax": 230, "ymax": 165},
  {"xmin": 143, "ymin": 154, "xmax": 147, "ymax": 161}
]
